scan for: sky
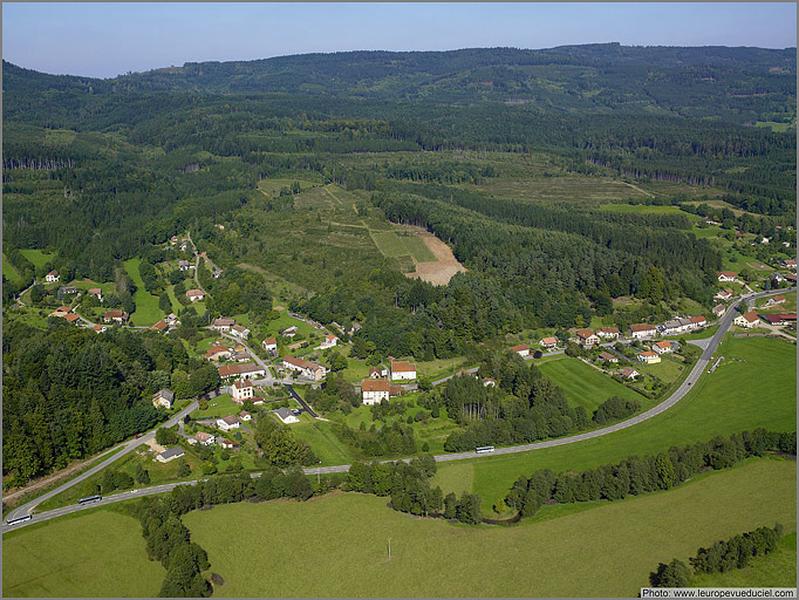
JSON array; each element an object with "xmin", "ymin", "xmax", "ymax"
[{"xmin": 3, "ymin": 2, "xmax": 796, "ymax": 78}]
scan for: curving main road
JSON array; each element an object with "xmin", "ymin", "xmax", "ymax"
[
  {"xmin": 3, "ymin": 287, "xmax": 792, "ymax": 533},
  {"xmin": 5, "ymin": 400, "xmax": 199, "ymax": 523}
]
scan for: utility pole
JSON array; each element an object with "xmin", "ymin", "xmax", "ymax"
[{"xmin": 387, "ymin": 537, "xmax": 392, "ymax": 561}]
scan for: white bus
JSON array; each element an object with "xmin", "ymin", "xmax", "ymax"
[
  {"xmin": 5, "ymin": 514, "xmax": 33, "ymax": 526},
  {"xmin": 77, "ymin": 495, "xmax": 102, "ymax": 505},
  {"xmin": 475, "ymin": 445, "xmax": 495, "ymax": 454}
]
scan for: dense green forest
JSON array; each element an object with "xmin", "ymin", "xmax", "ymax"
[{"xmin": 2, "ymin": 46, "xmax": 796, "ymax": 485}]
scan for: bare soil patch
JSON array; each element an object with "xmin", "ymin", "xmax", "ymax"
[{"xmin": 402, "ymin": 225, "xmax": 466, "ymax": 286}]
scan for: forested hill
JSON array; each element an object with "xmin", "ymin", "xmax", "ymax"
[{"xmin": 4, "ymin": 43, "xmax": 796, "ymax": 124}]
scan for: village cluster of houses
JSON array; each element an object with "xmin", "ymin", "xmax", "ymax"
[{"xmin": 359, "ymin": 359, "xmax": 417, "ymax": 404}]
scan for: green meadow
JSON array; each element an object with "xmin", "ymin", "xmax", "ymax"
[
  {"xmin": 183, "ymin": 458, "xmax": 794, "ymax": 598},
  {"xmin": 123, "ymin": 257, "xmax": 163, "ymax": 326}
]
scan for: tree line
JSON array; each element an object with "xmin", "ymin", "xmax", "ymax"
[{"xmin": 505, "ymin": 429, "xmax": 796, "ymax": 519}]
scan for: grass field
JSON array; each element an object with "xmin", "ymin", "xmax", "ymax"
[
  {"xmin": 3, "ymin": 507, "xmax": 164, "ymax": 598},
  {"xmin": 691, "ymin": 532, "xmax": 796, "ymax": 588},
  {"xmin": 435, "ymin": 335, "xmax": 795, "ymax": 509},
  {"xmin": 292, "ymin": 415, "xmax": 355, "ymax": 465},
  {"xmin": 370, "ymin": 229, "xmax": 436, "ymax": 263},
  {"xmin": 123, "ymin": 258, "xmax": 163, "ymax": 326},
  {"xmin": 3, "ymin": 253, "xmax": 24, "ymax": 286},
  {"xmin": 19, "ymin": 248, "xmax": 55, "ymax": 269},
  {"xmin": 537, "ymin": 355, "xmax": 648, "ymax": 412},
  {"xmin": 184, "ymin": 458, "xmax": 795, "ymax": 597},
  {"xmin": 192, "ymin": 393, "xmax": 240, "ymax": 419}
]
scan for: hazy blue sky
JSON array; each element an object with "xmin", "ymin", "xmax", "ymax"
[{"xmin": 4, "ymin": 3, "xmax": 796, "ymax": 78}]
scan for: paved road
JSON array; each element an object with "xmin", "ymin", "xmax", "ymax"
[
  {"xmin": 4, "ymin": 287, "xmax": 792, "ymax": 533},
  {"xmin": 5, "ymin": 400, "xmax": 199, "ymax": 522},
  {"xmin": 285, "ymin": 384, "xmax": 319, "ymax": 418}
]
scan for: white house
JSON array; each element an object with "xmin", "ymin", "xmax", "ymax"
[
  {"xmin": 715, "ymin": 289, "xmax": 734, "ymax": 301},
  {"xmin": 688, "ymin": 315, "xmax": 707, "ymax": 329},
  {"xmin": 273, "ymin": 407, "xmax": 300, "ymax": 424},
  {"xmin": 152, "ymin": 389, "xmax": 174, "ymax": 410},
  {"xmin": 88, "ymin": 287, "xmax": 104, "ymax": 301},
  {"xmin": 596, "ymin": 327, "xmax": 620, "ymax": 340},
  {"xmin": 317, "ymin": 334, "xmax": 338, "ymax": 350},
  {"xmin": 189, "ymin": 432, "xmax": 216, "ymax": 446},
  {"xmin": 659, "ymin": 318, "xmax": 692, "ymax": 337},
  {"xmin": 574, "ymin": 329, "xmax": 600, "ymax": 348},
  {"xmin": 262, "ymin": 337, "xmax": 278, "ymax": 355},
  {"xmin": 178, "ymin": 259, "xmax": 192, "ymax": 271},
  {"xmin": 619, "ymin": 367, "xmax": 640, "ymax": 380},
  {"xmin": 637, "ymin": 351, "xmax": 661, "ymax": 364},
  {"xmin": 231, "ymin": 379, "xmax": 254, "ymax": 403},
  {"xmin": 230, "ymin": 324, "xmax": 250, "ymax": 340},
  {"xmin": 280, "ymin": 326, "xmax": 298, "ymax": 338},
  {"xmin": 539, "ymin": 337, "xmax": 559, "ymax": 350},
  {"xmin": 186, "ymin": 289, "xmax": 205, "ymax": 302},
  {"xmin": 239, "ymin": 411, "xmax": 252, "ymax": 422},
  {"xmin": 764, "ymin": 295, "xmax": 786, "ymax": 308},
  {"xmin": 369, "ymin": 366, "xmax": 389, "ymax": 379},
  {"xmin": 205, "ymin": 345, "xmax": 232, "ymax": 362},
  {"xmin": 217, "ymin": 363, "xmax": 266, "ymax": 380},
  {"xmin": 652, "ymin": 341, "xmax": 674, "ymax": 355},
  {"xmin": 361, "ymin": 379, "xmax": 391, "ymax": 405},
  {"xmin": 713, "ymin": 304, "xmax": 726, "ymax": 317},
  {"xmin": 511, "ymin": 344, "xmax": 530, "ymax": 358},
  {"xmin": 219, "ymin": 438, "xmax": 239, "ymax": 450},
  {"xmin": 717, "ymin": 271, "xmax": 737, "ymax": 283},
  {"xmin": 212, "ymin": 317, "xmax": 235, "ymax": 332},
  {"xmin": 282, "ymin": 356, "xmax": 327, "ymax": 381},
  {"xmin": 45, "ymin": 270, "xmax": 60, "ymax": 283},
  {"xmin": 390, "ymin": 359, "xmax": 417, "ymax": 381},
  {"xmin": 216, "ymin": 415, "xmax": 240, "ymax": 431},
  {"xmin": 734, "ymin": 311, "xmax": 761, "ymax": 329},
  {"xmin": 156, "ymin": 447, "xmax": 184, "ymax": 463},
  {"xmin": 630, "ymin": 323, "xmax": 657, "ymax": 340}
]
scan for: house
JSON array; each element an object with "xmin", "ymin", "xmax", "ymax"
[
  {"xmin": 688, "ymin": 315, "xmax": 707, "ymax": 329},
  {"xmin": 637, "ymin": 351, "xmax": 661, "ymax": 365},
  {"xmin": 734, "ymin": 311, "xmax": 761, "ymax": 329},
  {"xmin": 630, "ymin": 323, "xmax": 657, "ymax": 340},
  {"xmin": 219, "ymin": 438, "xmax": 239, "ymax": 450},
  {"xmin": 282, "ymin": 356, "xmax": 327, "ymax": 381},
  {"xmin": 251, "ymin": 396, "xmax": 265, "ymax": 406},
  {"xmin": 348, "ymin": 321, "xmax": 362, "ymax": 336},
  {"xmin": 273, "ymin": 407, "xmax": 300, "ymax": 424},
  {"xmin": 45, "ymin": 270, "xmax": 60, "ymax": 283},
  {"xmin": 619, "ymin": 367, "xmax": 640, "ymax": 380},
  {"xmin": 165, "ymin": 313, "xmax": 179, "ymax": 326},
  {"xmin": 261, "ymin": 337, "xmax": 278, "ymax": 355},
  {"xmin": 714, "ymin": 289, "xmax": 734, "ymax": 301},
  {"xmin": 88, "ymin": 288, "xmax": 103, "ymax": 301},
  {"xmin": 483, "ymin": 377, "xmax": 497, "ymax": 388},
  {"xmin": 369, "ymin": 366, "xmax": 388, "ymax": 379},
  {"xmin": 152, "ymin": 389, "xmax": 174, "ymax": 409},
  {"xmin": 64, "ymin": 313, "xmax": 81, "ymax": 325},
  {"xmin": 93, "ymin": 324, "xmax": 107, "ymax": 334},
  {"xmin": 216, "ymin": 415, "xmax": 240, "ymax": 431},
  {"xmin": 596, "ymin": 327, "xmax": 620, "ymax": 340},
  {"xmin": 764, "ymin": 295, "xmax": 786, "ymax": 308},
  {"xmin": 390, "ymin": 359, "xmax": 417, "ymax": 381},
  {"xmin": 239, "ymin": 411, "xmax": 252, "ymax": 422},
  {"xmin": 574, "ymin": 328, "xmax": 600, "ymax": 348},
  {"xmin": 280, "ymin": 326, "xmax": 298, "ymax": 338},
  {"xmin": 713, "ymin": 304, "xmax": 726, "ymax": 318},
  {"xmin": 652, "ymin": 341, "xmax": 674, "ymax": 355},
  {"xmin": 539, "ymin": 336, "xmax": 559, "ymax": 350},
  {"xmin": 598, "ymin": 351, "xmax": 619, "ymax": 364},
  {"xmin": 231, "ymin": 379, "xmax": 254, "ymax": 403},
  {"xmin": 717, "ymin": 271, "xmax": 737, "ymax": 283},
  {"xmin": 781, "ymin": 258, "xmax": 797, "ymax": 270},
  {"xmin": 190, "ymin": 431, "xmax": 216, "ymax": 446},
  {"xmin": 186, "ymin": 289, "xmax": 205, "ymax": 302},
  {"xmin": 230, "ymin": 324, "xmax": 250, "ymax": 340},
  {"xmin": 217, "ymin": 362, "xmax": 266, "ymax": 380},
  {"xmin": 361, "ymin": 379, "xmax": 391, "ymax": 405},
  {"xmin": 156, "ymin": 447, "xmax": 185, "ymax": 463},
  {"xmin": 179, "ymin": 241, "xmax": 189, "ymax": 252},
  {"xmin": 659, "ymin": 318, "xmax": 692, "ymax": 336},
  {"xmin": 103, "ymin": 309, "xmax": 128, "ymax": 324},
  {"xmin": 317, "ymin": 334, "xmax": 338, "ymax": 350},
  {"xmin": 178, "ymin": 259, "xmax": 192, "ymax": 271},
  {"xmin": 57, "ymin": 286, "xmax": 78, "ymax": 299},
  {"xmin": 511, "ymin": 344, "xmax": 530, "ymax": 358},
  {"xmin": 229, "ymin": 351, "xmax": 249, "ymax": 362},
  {"xmin": 212, "ymin": 267, "xmax": 223, "ymax": 279},
  {"xmin": 760, "ymin": 313, "xmax": 797, "ymax": 326},
  {"xmin": 151, "ymin": 320, "xmax": 168, "ymax": 332},
  {"xmin": 205, "ymin": 345, "xmax": 231, "ymax": 362},
  {"xmin": 212, "ymin": 317, "xmax": 235, "ymax": 332},
  {"xmin": 49, "ymin": 306, "xmax": 72, "ymax": 318}
]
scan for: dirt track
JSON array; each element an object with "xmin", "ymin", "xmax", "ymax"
[{"xmin": 404, "ymin": 226, "xmax": 466, "ymax": 286}]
